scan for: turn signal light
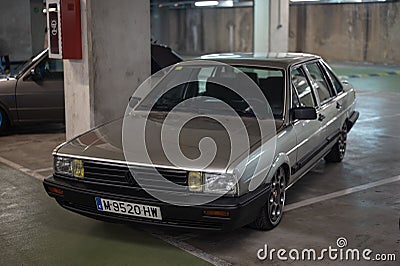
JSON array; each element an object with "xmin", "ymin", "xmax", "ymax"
[
  {"xmin": 203, "ymin": 210, "xmax": 230, "ymax": 218},
  {"xmin": 48, "ymin": 186, "xmax": 64, "ymax": 195}
]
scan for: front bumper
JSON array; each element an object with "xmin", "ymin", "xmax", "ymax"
[{"xmin": 43, "ymin": 175, "xmax": 270, "ymax": 231}]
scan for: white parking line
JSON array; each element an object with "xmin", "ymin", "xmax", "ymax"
[
  {"xmin": 33, "ymin": 167, "xmax": 53, "ymax": 173},
  {"xmin": 0, "ymin": 156, "xmax": 45, "ymax": 181},
  {"xmin": 285, "ymin": 174, "xmax": 400, "ymax": 212}
]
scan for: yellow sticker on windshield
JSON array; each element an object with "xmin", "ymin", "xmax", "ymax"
[{"xmin": 175, "ymin": 66, "xmax": 183, "ymax": 70}]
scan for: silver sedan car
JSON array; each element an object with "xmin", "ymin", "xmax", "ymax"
[{"xmin": 44, "ymin": 53, "xmax": 359, "ymax": 231}]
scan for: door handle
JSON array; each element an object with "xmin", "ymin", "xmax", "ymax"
[
  {"xmin": 318, "ymin": 114, "xmax": 326, "ymax": 121},
  {"xmin": 336, "ymin": 102, "xmax": 342, "ymax": 110}
]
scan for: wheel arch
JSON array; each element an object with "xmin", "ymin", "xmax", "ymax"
[
  {"xmin": 0, "ymin": 102, "xmax": 12, "ymax": 126},
  {"xmin": 344, "ymin": 117, "xmax": 351, "ymax": 131},
  {"xmin": 265, "ymin": 152, "xmax": 291, "ymax": 185}
]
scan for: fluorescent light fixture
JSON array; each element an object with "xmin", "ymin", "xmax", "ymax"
[
  {"xmin": 200, "ymin": 53, "xmax": 241, "ymax": 59},
  {"xmin": 219, "ymin": 0, "xmax": 233, "ymax": 7},
  {"xmin": 195, "ymin": 1, "xmax": 219, "ymax": 7}
]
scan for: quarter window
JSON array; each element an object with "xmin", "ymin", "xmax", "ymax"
[{"xmin": 305, "ymin": 63, "xmax": 333, "ymax": 103}]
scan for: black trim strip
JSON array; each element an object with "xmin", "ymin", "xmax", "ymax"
[{"xmin": 291, "ymin": 132, "xmax": 340, "ymax": 174}]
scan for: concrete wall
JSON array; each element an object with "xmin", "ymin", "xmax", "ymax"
[
  {"xmin": 152, "ymin": 7, "xmax": 253, "ymax": 56},
  {"xmin": 0, "ymin": 0, "xmax": 32, "ymax": 61},
  {"xmin": 289, "ymin": 2, "xmax": 400, "ymax": 63},
  {"xmin": 153, "ymin": 2, "xmax": 400, "ymax": 63},
  {"xmin": 30, "ymin": 0, "xmax": 46, "ymax": 55},
  {"xmin": 0, "ymin": 0, "xmax": 45, "ymax": 60}
]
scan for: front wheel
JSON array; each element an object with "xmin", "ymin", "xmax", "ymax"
[
  {"xmin": 325, "ymin": 122, "xmax": 348, "ymax": 163},
  {"xmin": 0, "ymin": 108, "xmax": 8, "ymax": 134},
  {"xmin": 250, "ymin": 166, "xmax": 286, "ymax": 231}
]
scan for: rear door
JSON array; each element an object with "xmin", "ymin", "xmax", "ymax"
[
  {"xmin": 290, "ymin": 66, "xmax": 324, "ymax": 170},
  {"xmin": 16, "ymin": 55, "xmax": 64, "ymax": 123}
]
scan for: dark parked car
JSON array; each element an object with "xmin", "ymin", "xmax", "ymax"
[
  {"xmin": 43, "ymin": 53, "xmax": 358, "ymax": 231},
  {"xmin": 0, "ymin": 44, "xmax": 182, "ymax": 133}
]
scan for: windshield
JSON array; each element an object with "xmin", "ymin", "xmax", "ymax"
[
  {"xmin": 137, "ymin": 64, "xmax": 285, "ymax": 118},
  {"xmin": 13, "ymin": 49, "xmax": 48, "ymax": 77},
  {"xmin": 13, "ymin": 60, "xmax": 32, "ymax": 77}
]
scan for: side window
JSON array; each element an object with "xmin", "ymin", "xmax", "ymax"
[
  {"xmin": 324, "ymin": 64, "xmax": 343, "ymax": 94},
  {"xmin": 291, "ymin": 67, "xmax": 315, "ymax": 107},
  {"xmin": 34, "ymin": 58, "xmax": 63, "ymax": 80},
  {"xmin": 305, "ymin": 62, "xmax": 333, "ymax": 103}
]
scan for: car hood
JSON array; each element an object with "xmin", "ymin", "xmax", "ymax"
[
  {"xmin": 0, "ymin": 76, "xmax": 16, "ymax": 82},
  {"xmin": 0, "ymin": 77, "xmax": 17, "ymax": 90},
  {"xmin": 57, "ymin": 112, "xmax": 281, "ymax": 172}
]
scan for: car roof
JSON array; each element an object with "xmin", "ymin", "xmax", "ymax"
[{"xmin": 198, "ymin": 52, "xmax": 320, "ymax": 69}]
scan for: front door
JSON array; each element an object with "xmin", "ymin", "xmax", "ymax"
[
  {"xmin": 290, "ymin": 66, "xmax": 323, "ymax": 170},
  {"xmin": 16, "ymin": 56, "xmax": 64, "ymax": 123}
]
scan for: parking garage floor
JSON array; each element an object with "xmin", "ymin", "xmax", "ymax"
[{"xmin": 0, "ymin": 64, "xmax": 399, "ymax": 265}]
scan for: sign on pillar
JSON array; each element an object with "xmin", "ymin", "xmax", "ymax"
[{"xmin": 46, "ymin": 0, "xmax": 82, "ymax": 59}]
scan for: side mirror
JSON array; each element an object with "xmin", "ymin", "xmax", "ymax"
[
  {"xmin": 30, "ymin": 68, "xmax": 43, "ymax": 81},
  {"xmin": 291, "ymin": 107, "xmax": 317, "ymax": 120}
]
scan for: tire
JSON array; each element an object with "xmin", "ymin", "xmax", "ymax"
[
  {"xmin": 325, "ymin": 122, "xmax": 348, "ymax": 163},
  {"xmin": 0, "ymin": 108, "xmax": 8, "ymax": 134},
  {"xmin": 250, "ymin": 166, "xmax": 286, "ymax": 231}
]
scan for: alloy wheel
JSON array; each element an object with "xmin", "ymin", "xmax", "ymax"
[
  {"xmin": 338, "ymin": 124, "xmax": 347, "ymax": 159},
  {"xmin": 268, "ymin": 167, "xmax": 286, "ymax": 224}
]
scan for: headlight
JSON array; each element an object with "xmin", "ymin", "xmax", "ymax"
[
  {"xmin": 54, "ymin": 157, "xmax": 73, "ymax": 176},
  {"xmin": 54, "ymin": 156, "xmax": 84, "ymax": 178},
  {"xmin": 204, "ymin": 173, "xmax": 237, "ymax": 195},
  {"xmin": 188, "ymin": 171, "xmax": 238, "ymax": 195}
]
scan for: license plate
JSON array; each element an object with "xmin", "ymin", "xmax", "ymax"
[{"xmin": 95, "ymin": 197, "xmax": 162, "ymax": 220}]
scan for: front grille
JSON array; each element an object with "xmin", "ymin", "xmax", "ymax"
[{"xmin": 82, "ymin": 160, "xmax": 188, "ymax": 189}]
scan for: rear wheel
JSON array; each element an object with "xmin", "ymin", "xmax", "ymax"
[
  {"xmin": 325, "ymin": 122, "xmax": 348, "ymax": 163},
  {"xmin": 250, "ymin": 166, "xmax": 286, "ymax": 230}
]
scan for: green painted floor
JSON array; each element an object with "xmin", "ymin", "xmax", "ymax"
[
  {"xmin": 332, "ymin": 64, "xmax": 400, "ymax": 92},
  {"xmin": 0, "ymin": 164, "xmax": 210, "ymax": 265}
]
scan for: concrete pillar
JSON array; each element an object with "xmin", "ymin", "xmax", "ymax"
[
  {"xmin": 253, "ymin": 0, "xmax": 289, "ymax": 53},
  {"xmin": 64, "ymin": 0, "xmax": 150, "ymax": 139}
]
